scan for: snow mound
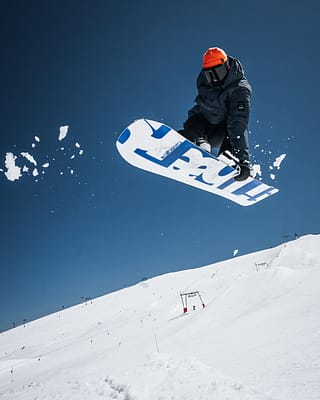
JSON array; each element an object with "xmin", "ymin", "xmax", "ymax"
[{"xmin": 0, "ymin": 234, "xmax": 319, "ymax": 400}]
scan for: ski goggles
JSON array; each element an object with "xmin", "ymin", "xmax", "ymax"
[{"xmin": 203, "ymin": 61, "xmax": 229, "ymax": 85}]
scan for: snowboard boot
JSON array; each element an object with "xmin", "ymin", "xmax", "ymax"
[{"xmin": 195, "ymin": 137, "xmax": 211, "ymax": 153}]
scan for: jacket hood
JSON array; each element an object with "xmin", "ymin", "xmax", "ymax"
[{"xmin": 223, "ymin": 56, "xmax": 245, "ymax": 88}]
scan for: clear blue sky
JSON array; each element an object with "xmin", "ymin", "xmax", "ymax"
[{"xmin": 1, "ymin": 0, "xmax": 319, "ymax": 331}]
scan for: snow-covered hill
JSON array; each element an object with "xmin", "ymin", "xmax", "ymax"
[{"xmin": 1, "ymin": 234, "xmax": 320, "ymax": 400}]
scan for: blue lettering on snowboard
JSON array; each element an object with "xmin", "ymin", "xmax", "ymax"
[
  {"xmin": 135, "ymin": 140, "xmax": 193, "ymax": 168},
  {"xmin": 118, "ymin": 128, "xmax": 131, "ymax": 144},
  {"xmin": 145, "ymin": 120, "xmax": 171, "ymax": 139},
  {"xmin": 121, "ymin": 121, "xmax": 276, "ymax": 204}
]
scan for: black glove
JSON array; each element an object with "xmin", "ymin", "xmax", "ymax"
[{"xmin": 234, "ymin": 160, "xmax": 251, "ymax": 182}]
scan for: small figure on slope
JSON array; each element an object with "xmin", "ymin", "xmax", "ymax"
[{"xmin": 179, "ymin": 47, "xmax": 252, "ymax": 181}]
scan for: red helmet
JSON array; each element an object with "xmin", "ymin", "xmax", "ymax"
[{"xmin": 203, "ymin": 47, "xmax": 228, "ymax": 69}]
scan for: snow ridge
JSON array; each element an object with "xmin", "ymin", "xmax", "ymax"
[{"xmin": 0, "ymin": 234, "xmax": 320, "ymax": 400}]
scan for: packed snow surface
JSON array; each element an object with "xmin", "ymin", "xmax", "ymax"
[{"xmin": 1, "ymin": 234, "xmax": 320, "ymax": 399}]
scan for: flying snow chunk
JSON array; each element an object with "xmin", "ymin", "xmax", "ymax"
[
  {"xmin": 273, "ymin": 154, "xmax": 286, "ymax": 170},
  {"xmin": 32, "ymin": 168, "xmax": 39, "ymax": 177},
  {"xmin": 75, "ymin": 142, "xmax": 81, "ymax": 148},
  {"xmin": 58, "ymin": 126, "xmax": 69, "ymax": 141},
  {"xmin": 4, "ymin": 153, "xmax": 22, "ymax": 181},
  {"xmin": 35, "ymin": 136, "xmax": 40, "ymax": 142},
  {"xmin": 42, "ymin": 163, "xmax": 50, "ymax": 168},
  {"xmin": 270, "ymin": 174, "xmax": 276, "ymax": 180},
  {"xmin": 252, "ymin": 164, "xmax": 262, "ymax": 177},
  {"xmin": 233, "ymin": 249, "xmax": 239, "ymax": 257},
  {"xmin": 21, "ymin": 152, "xmax": 37, "ymax": 166}
]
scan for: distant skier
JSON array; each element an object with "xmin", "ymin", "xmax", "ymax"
[{"xmin": 179, "ymin": 47, "xmax": 252, "ymax": 181}]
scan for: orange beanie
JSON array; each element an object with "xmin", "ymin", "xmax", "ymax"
[{"xmin": 203, "ymin": 47, "xmax": 228, "ymax": 69}]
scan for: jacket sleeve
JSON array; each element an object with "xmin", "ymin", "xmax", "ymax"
[{"xmin": 227, "ymin": 86, "xmax": 251, "ymax": 162}]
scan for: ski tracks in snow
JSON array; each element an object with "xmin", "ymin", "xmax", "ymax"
[
  {"xmin": 104, "ymin": 353, "xmax": 275, "ymax": 400},
  {"xmin": 0, "ymin": 353, "xmax": 275, "ymax": 400}
]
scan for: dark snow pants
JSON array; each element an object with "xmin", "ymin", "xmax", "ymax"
[{"xmin": 180, "ymin": 114, "xmax": 232, "ymax": 155}]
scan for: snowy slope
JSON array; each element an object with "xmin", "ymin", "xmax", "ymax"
[{"xmin": 1, "ymin": 234, "xmax": 320, "ymax": 400}]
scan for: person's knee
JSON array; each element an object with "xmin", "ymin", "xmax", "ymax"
[{"xmin": 183, "ymin": 114, "xmax": 209, "ymax": 140}]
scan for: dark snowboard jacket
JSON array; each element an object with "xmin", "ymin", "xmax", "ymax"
[{"xmin": 188, "ymin": 56, "xmax": 252, "ymax": 162}]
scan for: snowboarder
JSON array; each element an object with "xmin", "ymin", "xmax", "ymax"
[{"xmin": 179, "ymin": 47, "xmax": 252, "ymax": 181}]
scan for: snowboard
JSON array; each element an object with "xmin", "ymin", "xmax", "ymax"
[{"xmin": 116, "ymin": 119, "xmax": 278, "ymax": 206}]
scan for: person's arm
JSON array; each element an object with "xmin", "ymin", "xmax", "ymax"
[{"xmin": 227, "ymin": 87, "xmax": 251, "ymax": 163}]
